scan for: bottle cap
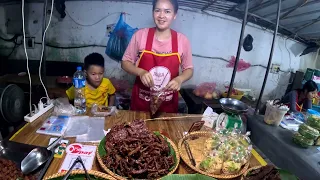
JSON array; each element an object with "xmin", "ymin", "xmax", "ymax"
[{"xmin": 77, "ymin": 66, "xmax": 82, "ymax": 71}]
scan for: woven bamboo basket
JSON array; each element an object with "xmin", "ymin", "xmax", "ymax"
[
  {"xmin": 240, "ymin": 166, "xmax": 262, "ymax": 180},
  {"xmin": 178, "ymin": 131, "xmax": 250, "ymax": 179},
  {"xmin": 44, "ymin": 170, "xmax": 116, "ymax": 180},
  {"xmin": 96, "ymin": 134, "xmax": 180, "ymax": 180}
]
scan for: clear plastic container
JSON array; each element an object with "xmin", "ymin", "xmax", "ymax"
[
  {"xmin": 264, "ymin": 103, "xmax": 288, "ymax": 126},
  {"xmin": 91, "ymin": 104, "xmax": 117, "ymax": 117}
]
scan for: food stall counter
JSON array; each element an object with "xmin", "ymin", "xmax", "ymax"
[
  {"xmin": 247, "ymin": 115, "xmax": 320, "ymax": 180},
  {"xmin": 9, "ymin": 110, "xmax": 264, "ymax": 179}
]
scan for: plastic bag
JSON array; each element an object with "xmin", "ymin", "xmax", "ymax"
[
  {"xmin": 53, "ymin": 98, "xmax": 76, "ymax": 116},
  {"xmin": 65, "ymin": 116, "xmax": 105, "ymax": 142},
  {"xmin": 76, "ymin": 117, "xmax": 105, "ymax": 143},
  {"xmin": 193, "ymin": 82, "xmax": 217, "ymax": 99},
  {"xmin": 106, "ymin": 13, "xmax": 138, "ymax": 61},
  {"xmin": 226, "ymin": 56, "xmax": 251, "ymax": 72},
  {"xmin": 150, "ymin": 88, "xmax": 165, "ymax": 115},
  {"xmin": 91, "ymin": 104, "xmax": 117, "ymax": 117},
  {"xmin": 64, "ymin": 116, "xmax": 90, "ymax": 137}
]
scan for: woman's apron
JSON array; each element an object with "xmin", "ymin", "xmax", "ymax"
[{"xmin": 130, "ymin": 28, "xmax": 181, "ymax": 113}]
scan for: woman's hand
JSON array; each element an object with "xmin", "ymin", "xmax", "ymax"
[
  {"xmin": 121, "ymin": 61, "xmax": 154, "ymax": 87},
  {"xmin": 166, "ymin": 77, "xmax": 182, "ymax": 91},
  {"xmin": 139, "ymin": 70, "xmax": 154, "ymax": 87}
]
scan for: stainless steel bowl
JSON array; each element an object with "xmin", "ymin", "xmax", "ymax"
[{"xmin": 219, "ymin": 98, "xmax": 249, "ymax": 114}]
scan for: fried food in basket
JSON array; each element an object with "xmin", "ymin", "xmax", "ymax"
[
  {"xmin": 243, "ymin": 165, "xmax": 281, "ymax": 180},
  {"xmin": 102, "ymin": 120, "xmax": 175, "ymax": 179},
  {"xmin": 0, "ymin": 158, "xmax": 37, "ymax": 180}
]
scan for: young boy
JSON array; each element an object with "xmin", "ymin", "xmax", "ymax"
[{"xmin": 66, "ymin": 53, "xmax": 116, "ymax": 107}]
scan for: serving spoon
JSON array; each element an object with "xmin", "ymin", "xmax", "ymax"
[{"xmin": 21, "ymin": 136, "xmax": 63, "ymax": 174}]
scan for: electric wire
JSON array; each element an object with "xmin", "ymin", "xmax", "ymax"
[
  {"xmin": 39, "ymin": 0, "xmax": 55, "ymax": 100},
  {"xmin": 22, "ymin": 0, "xmax": 33, "ymax": 116}
]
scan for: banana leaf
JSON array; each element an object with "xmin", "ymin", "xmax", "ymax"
[{"xmin": 278, "ymin": 169, "xmax": 299, "ymax": 180}]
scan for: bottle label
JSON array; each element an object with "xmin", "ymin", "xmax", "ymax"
[{"xmin": 73, "ymin": 78, "xmax": 86, "ymax": 88}]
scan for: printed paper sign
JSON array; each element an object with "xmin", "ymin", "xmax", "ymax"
[{"xmin": 59, "ymin": 143, "xmax": 96, "ymax": 173}]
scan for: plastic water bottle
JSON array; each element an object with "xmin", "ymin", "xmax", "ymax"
[{"xmin": 73, "ymin": 66, "xmax": 86, "ymax": 114}]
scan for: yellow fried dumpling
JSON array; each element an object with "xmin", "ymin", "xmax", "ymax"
[
  {"xmin": 208, "ymin": 157, "xmax": 223, "ymax": 174},
  {"xmin": 222, "ymin": 160, "xmax": 241, "ymax": 174},
  {"xmin": 199, "ymin": 156, "xmax": 223, "ymax": 174},
  {"xmin": 205, "ymin": 139, "xmax": 214, "ymax": 150}
]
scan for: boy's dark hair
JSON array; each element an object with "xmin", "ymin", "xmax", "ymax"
[
  {"xmin": 152, "ymin": 0, "xmax": 179, "ymax": 13},
  {"xmin": 84, "ymin": 53, "xmax": 105, "ymax": 70}
]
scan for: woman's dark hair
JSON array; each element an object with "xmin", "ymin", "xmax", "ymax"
[
  {"xmin": 84, "ymin": 52, "xmax": 105, "ymax": 70},
  {"xmin": 152, "ymin": 0, "xmax": 179, "ymax": 13},
  {"xmin": 302, "ymin": 80, "xmax": 318, "ymax": 93}
]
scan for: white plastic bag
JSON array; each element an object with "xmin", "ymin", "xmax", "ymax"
[{"xmin": 53, "ymin": 98, "xmax": 76, "ymax": 116}]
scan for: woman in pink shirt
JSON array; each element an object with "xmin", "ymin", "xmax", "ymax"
[{"xmin": 121, "ymin": 0, "xmax": 193, "ymax": 113}]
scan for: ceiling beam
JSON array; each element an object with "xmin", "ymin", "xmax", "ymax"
[
  {"xmin": 249, "ymin": 0, "xmax": 279, "ymax": 13},
  {"xmin": 299, "ymin": 30, "xmax": 320, "ymax": 35},
  {"xmin": 202, "ymin": 0, "xmax": 218, "ymax": 11},
  {"xmin": 294, "ymin": 16, "xmax": 320, "ymax": 33},
  {"xmin": 229, "ymin": 8, "xmax": 308, "ymax": 43},
  {"xmin": 263, "ymin": 0, "xmax": 308, "ymax": 18},
  {"xmin": 263, "ymin": 0, "xmax": 320, "ymax": 19},
  {"xmin": 268, "ymin": 0, "xmax": 319, "ymax": 21},
  {"xmin": 279, "ymin": 0, "xmax": 308, "ymax": 19},
  {"xmin": 283, "ymin": 19, "xmax": 313, "ymax": 27},
  {"xmin": 227, "ymin": 0, "xmax": 258, "ymax": 13},
  {"xmin": 282, "ymin": 9, "xmax": 320, "ymax": 20}
]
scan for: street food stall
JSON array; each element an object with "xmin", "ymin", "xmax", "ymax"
[{"xmin": 2, "ymin": 0, "xmax": 320, "ymax": 179}]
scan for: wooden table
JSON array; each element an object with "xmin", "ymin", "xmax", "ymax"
[{"xmin": 10, "ymin": 110, "xmax": 263, "ymax": 179}]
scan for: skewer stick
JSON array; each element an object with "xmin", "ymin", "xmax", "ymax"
[{"xmin": 144, "ymin": 115, "xmax": 216, "ymax": 122}]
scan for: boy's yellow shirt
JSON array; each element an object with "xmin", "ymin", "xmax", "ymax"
[{"xmin": 66, "ymin": 78, "xmax": 116, "ymax": 107}]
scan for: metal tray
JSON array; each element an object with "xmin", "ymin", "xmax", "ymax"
[
  {"xmin": 220, "ymin": 98, "xmax": 248, "ymax": 114},
  {"xmin": 0, "ymin": 140, "xmax": 54, "ymax": 180}
]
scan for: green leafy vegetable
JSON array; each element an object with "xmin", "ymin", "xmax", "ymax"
[
  {"xmin": 199, "ymin": 157, "xmax": 214, "ymax": 171},
  {"xmin": 98, "ymin": 136, "xmax": 107, "ymax": 157},
  {"xmin": 292, "ymin": 133, "xmax": 314, "ymax": 148},
  {"xmin": 278, "ymin": 169, "xmax": 299, "ymax": 180}
]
